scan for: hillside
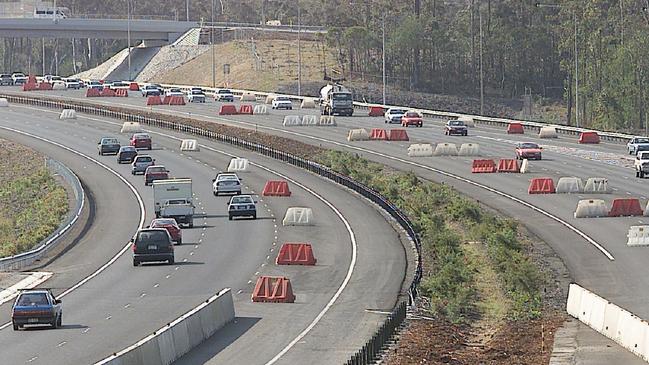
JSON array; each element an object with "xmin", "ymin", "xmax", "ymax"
[{"xmin": 152, "ymin": 39, "xmax": 340, "ymax": 92}]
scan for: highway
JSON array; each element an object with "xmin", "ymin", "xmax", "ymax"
[
  {"xmin": 8, "ymin": 86, "xmax": 649, "ymax": 363},
  {"xmin": 0, "ymin": 100, "xmax": 407, "ymax": 364}
]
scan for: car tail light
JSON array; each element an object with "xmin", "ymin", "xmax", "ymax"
[{"xmin": 131, "ymin": 242, "xmax": 136, "ymax": 252}]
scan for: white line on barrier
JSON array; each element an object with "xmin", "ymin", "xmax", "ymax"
[{"xmin": 0, "ymin": 125, "xmax": 146, "ymax": 331}]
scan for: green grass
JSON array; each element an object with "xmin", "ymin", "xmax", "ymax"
[
  {"xmin": 0, "ymin": 168, "xmax": 68, "ymax": 257},
  {"xmin": 315, "ymin": 150, "xmax": 542, "ymax": 322}
]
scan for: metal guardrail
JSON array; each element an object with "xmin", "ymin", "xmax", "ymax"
[
  {"xmin": 153, "ymin": 82, "xmax": 636, "ymax": 144},
  {"xmin": 0, "ymin": 93, "xmax": 420, "ymax": 364},
  {"xmin": 0, "ymin": 158, "xmax": 84, "ymax": 271}
]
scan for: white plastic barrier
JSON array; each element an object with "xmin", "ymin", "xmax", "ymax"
[
  {"xmin": 627, "ymin": 226, "xmax": 649, "ymax": 246},
  {"xmin": 282, "ymin": 207, "xmax": 314, "ymax": 226},
  {"xmin": 120, "ymin": 122, "xmax": 143, "ymax": 133},
  {"xmin": 520, "ymin": 159, "xmax": 530, "ymax": 173},
  {"xmin": 52, "ymin": 82, "xmax": 66, "ymax": 90},
  {"xmin": 458, "ymin": 143, "xmax": 480, "ymax": 156},
  {"xmin": 227, "ymin": 158, "xmax": 249, "ymax": 173},
  {"xmin": 556, "ymin": 177, "xmax": 583, "ymax": 194},
  {"xmin": 318, "ymin": 115, "xmax": 336, "ymax": 126},
  {"xmin": 433, "ymin": 143, "xmax": 458, "ymax": 156},
  {"xmin": 240, "ymin": 93, "xmax": 256, "ymax": 102},
  {"xmin": 283, "ymin": 115, "xmax": 302, "ymax": 127},
  {"xmin": 566, "ymin": 283, "xmax": 649, "ymax": 362},
  {"xmin": 645, "ymin": 201, "xmax": 649, "ymax": 217},
  {"xmin": 539, "ymin": 126, "xmax": 558, "ymax": 138},
  {"xmin": 301, "ymin": 98, "xmax": 316, "ymax": 109},
  {"xmin": 347, "ymin": 129, "xmax": 369, "ymax": 141},
  {"xmin": 253, "ymin": 104, "xmax": 268, "ymax": 115},
  {"xmin": 457, "ymin": 115, "xmax": 475, "ymax": 128},
  {"xmin": 407, "ymin": 144, "xmax": 434, "ymax": 157},
  {"xmin": 59, "ymin": 109, "xmax": 77, "ymax": 120},
  {"xmin": 302, "ymin": 115, "xmax": 318, "ymax": 126},
  {"xmin": 264, "ymin": 94, "xmax": 276, "ymax": 104},
  {"xmin": 0, "ymin": 98, "xmax": 8, "ymax": 107},
  {"xmin": 574, "ymin": 199, "xmax": 609, "ymax": 218},
  {"xmin": 97, "ymin": 288, "xmax": 234, "ymax": 365},
  {"xmin": 583, "ymin": 177, "xmax": 611, "ymax": 193},
  {"xmin": 180, "ymin": 139, "xmax": 200, "ymax": 152}
]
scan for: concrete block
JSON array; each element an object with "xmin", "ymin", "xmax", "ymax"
[
  {"xmin": 556, "ymin": 177, "xmax": 583, "ymax": 194},
  {"xmin": 282, "ymin": 207, "xmax": 314, "ymax": 226},
  {"xmin": 458, "ymin": 143, "xmax": 480, "ymax": 156},
  {"xmin": 407, "ymin": 143, "xmax": 434, "ymax": 157},
  {"xmin": 227, "ymin": 158, "xmax": 249, "ymax": 173},
  {"xmin": 433, "ymin": 143, "xmax": 458, "ymax": 156},
  {"xmin": 283, "ymin": 115, "xmax": 301, "ymax": 126}
]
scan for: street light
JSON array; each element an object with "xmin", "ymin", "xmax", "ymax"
[
  {"xmin": 127, "ymin": 0, "xmax": 132, "ymax": 81},
  {"xmin": 211, "ymin": 0, "xmax": 215, "ymax": 88},
  {"xmin": 381, "ymin": 13, "xmax": 386, "ymax": 106},
  {"xmin": 535, "ymin": 2, "xmax": 579, "ymax": 127},
  {"xmin": 297, "ymin": 0, "xmax": 301, "ymax": 96}
]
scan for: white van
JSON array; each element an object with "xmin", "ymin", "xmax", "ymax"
[{"xmin": 34, "ymin": 7, "xmax": 69, "ymax": 19}]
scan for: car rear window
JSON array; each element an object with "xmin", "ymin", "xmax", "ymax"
[
  {"xmin": 218, "ymin": 180, "xmax": 239, "ymax": 186},
  {"xmin": 135, "ymin": 231, "xmax": 169, "ymax": 246},
  {"xmin": 520, "ymin": 143, "xmax": 539, "ymax": 149},
  {"xmin": 137, "ymin": 156, "xmax": 153, "ymax": 163},
  {"xmin": 449, "ymin": 121, "xmax": 464, "ymax": 126},
  {"xmin": 406, "ymin": 112, "xmax": 420, "ymax": 117},
  {"xmin": 134, "ymin": 134, "xmax": 150, "ymax": 140},
  {"xmin": 391, "ymin": 109, "xmax": 406, "ymax": 114},
  {"xmin": 148, "ymin": 167, "xmax": 166, "ymax": 173},
  {"xmin": 103, "ymin": 138, "xmax": 118, "ymax": 144},
  {"xmin": 17, "ymin": 293, "xmax": 49, "ymax": 306},
  {"xmin": 231, "ymin": 196, "xmax": 253, "ymax": 204},
  {"xmin": 636, "ymin": 138, "xmax": 649, "ymax": 144},
  {"xmin": 153, "ymin": 219, "xmax": 177, "ymax": 226}
]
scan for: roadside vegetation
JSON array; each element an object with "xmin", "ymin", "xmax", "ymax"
[
  {"xmin": 316, "ymin": 150, "xmax": 543, "ymax": 323},
  {"xmin": 0, "ymin": 139, "xmax": 68, "ymax": 257}
]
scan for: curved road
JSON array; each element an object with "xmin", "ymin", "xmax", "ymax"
[
  {"xmin": 0, "ymin": 101, "xmax": 407, "ymax": 365},
  {"xmin": 11, "ymin": 87, "xmax": 649, "ymax": 363}
]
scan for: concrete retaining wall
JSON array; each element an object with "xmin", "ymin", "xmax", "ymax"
[{"xmin": 96, "ymin": 288, "xmax": 235, "ymax": 365}]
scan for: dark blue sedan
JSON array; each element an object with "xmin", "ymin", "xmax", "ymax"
[{"xmin": 12, "ymin": 289, "xmax": 62, "ymax": 330}]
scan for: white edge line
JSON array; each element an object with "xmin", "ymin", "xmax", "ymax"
[{"xmin": 0, "ymin": 125, "xmax": 146, "ymax": 330}]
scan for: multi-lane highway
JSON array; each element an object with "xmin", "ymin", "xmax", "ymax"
[
  {"xmin": 0, "ymin": 99, "xmax": 407, "ymax": 364},
  {"xmin": 5, "ymin": 86, "xmax": 647, "ymax": 363}
]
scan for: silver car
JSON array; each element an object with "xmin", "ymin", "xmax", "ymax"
[
  {"xmin": 212, "ymin": 173, "xmax": 242, "ymax": 196},
  {"xmin": 131, "ymin": 155, "xmax": 155, "ymax": 175}
]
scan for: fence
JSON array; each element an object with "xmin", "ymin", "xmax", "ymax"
[
  {"xmin": 0, "ymin": 93, "xmax": 420, "ymax": 363},
  {"xmin": 0, "ymin": 158, "xmax": 84, "ymax": 271}
]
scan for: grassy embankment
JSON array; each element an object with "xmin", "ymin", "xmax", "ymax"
[
  {"xmin": 316, "ymin": 150, "xmax": 543, "ymax": 324},
  {"xmin": 0, "ymin": 140, "xmax": 68, "ymax": 257}
]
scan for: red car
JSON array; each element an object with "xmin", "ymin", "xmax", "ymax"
[
  {"xmin": 401, "ymin": 110, "xmax": 423, "ymax": 127},
  {"xmin": 150, "ymin": 218, "xmax": 182, "ymax": 244},
  {"xmin": 130, "ymin": 133, "xmax": 152, "ymax": 150},
  {"xmin": 515, "ymin": 142, "xmax": 542, "ymax": 160},
  {"xmin": 144, "ymin": 165, "xmax": 169, "ymax": 186}
]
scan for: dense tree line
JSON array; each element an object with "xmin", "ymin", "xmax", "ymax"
[{"xmin": 1, "ymin": 0, "xmax": 648, "ymax": 130}]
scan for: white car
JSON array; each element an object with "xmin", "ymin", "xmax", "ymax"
[
  {"xmin": 272, "ymin": 96, "xmax": 293, "ymax": 110},
  {"xmin": 63, "ymin": 78, "xmax": 81, "ymax": 89},
  {"xmin": 212, "ymin": 173, "xmax": 242, "ymax": 196},
  {"xmin": 215, "ymin": 89, "xmax": 234, "ymax": 102},
  {"xmin": 384, "ymin": 108, "xmax": 407, "ymax": 124},
  {"xmin": 187, "ymin": 88, "xmax": 206, "ymax": 103},
  {"xmin": 11, "ymin": 73, "xmax": 27, "ymax": 85},
  {"xmin": 165, "ymin": 88, "xmax": 184, "ymax": 97}
]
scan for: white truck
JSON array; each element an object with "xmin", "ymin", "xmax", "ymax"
[
  {"xmin": 319, "ymin": 84, "xmax": 354, "ymax": 116},
  {"xmin": 635, "ymin": 151, "xmax": 649, "ymax": 178},
  {"xmin": 153, "ymin": 178, "xmax": 194, "ymax": 227}
]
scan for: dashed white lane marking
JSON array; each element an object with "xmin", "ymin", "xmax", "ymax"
[
  {"xmin": 237, "ymin": 289, "xmax": 243, "ymax": 294},
  {"xmin": 82, "ymin": 328, "xmax": 90, "ymax": 334},
  {"xmin": 248, "ymin": 280, "xmax": 252, "ymax": 284},
  {"xmin": 165, "ymin": 275, "xmax": 171, "ymax": 279},
  {"xmin": 27, "ymin": 356, "xmax": 38, "ymax": 362},
  {"xmin": 153, "ymin": 284, "xmax": 159, "ymax": 288},
  {"xmin": 106, "ymin": 315, "xmax": 112, "ymax": 320},
  {"xmin": 124, "ymin": 304, "xmax": 131, "ymax": 309},
  {"xmin": 57, "ymin": 341, "xmax": 67, "ymax": 347}
]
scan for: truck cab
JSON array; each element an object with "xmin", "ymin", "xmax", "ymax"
[
  {"xmin": 320, "ymin": 84, "xmax": 354, "ymax": 116},
  {"xmin": 627, "ymin": 137, "xmax": 649, "ymax": 155},
  {"xmin": 635, "ymin": 152, "xmax": 649, "ymax": 178}
]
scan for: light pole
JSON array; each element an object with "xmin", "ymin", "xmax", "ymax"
[
  {"xmin": 381, "ymin": 13, "xmax": 386, "ymax": 106},
  {"xmin": 127, "ymin": 0, "xmax": 132, "ymax": 80},
  {"xmin": 297, "ymin": 1, "xmax": 301, "ymax": 96},
  {"xmin": 479, "ymin": 9, "xmax": 484, "ymax": 116},
  {"xmin": 186, "ymin": 0, "xmax": 189, "ymax": 21},
  {"xmin": 536, "ymin": 3, "xmax": 579, "ymax": 127},
  {"xmin": 211, "ymin": 0, "xmax": 215, "ymax": 88}
]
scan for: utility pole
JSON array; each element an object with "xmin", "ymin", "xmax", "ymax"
[
  {"xmin": 42, "ymin": 38, "xmax": 45, "ymax": 75},
  {"xmin": 211, "ymin": 0, "xmax": 215, "ymax": 88},
  {"xmin": 574, "ymin": 11, "xmax": 579, "ymax": 127},
  {"xmin": 127, "ymin": 0, "xmax": 132, "ymax": 80},
  {"xmin": 297, "ymin": 1, "xmax": 302, "ymax": 96},
  {"xmin": 186, "ymin": 0, "xmax": 190, "ymax": 21},
  {"xmin": 478, "ymin": 9, "xmax": 484, "ymax": 115},
  {"xmin": 382, "ymin": 13, "xmax": 386, "ymax": 106}
]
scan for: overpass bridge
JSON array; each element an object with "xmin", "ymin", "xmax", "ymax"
[{"xmin": 0, "ymin": 18, "xmax": 198, "ymax": 43}]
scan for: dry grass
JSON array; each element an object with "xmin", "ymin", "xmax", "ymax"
[{"xmin": 153, "ymin": 39, "xmax": 340, "ymax": 91}]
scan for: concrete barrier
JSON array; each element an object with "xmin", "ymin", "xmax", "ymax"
[
  {"xmin": 583, "ymin": 177, "xmax": 610, "ymax": 193},
  {"xmin": 539, "ymin": 126, "xmax": 558, "ymax": 138},
  {"xmin": 240, "ymin": 93, "xmax": 256, "ymax": 102},
  {"xmin": 433, "ymin": 143, "xmax": 458, "ymax": 156},
  {"xmin": 283, "ymin": 115, "xmax": 302, "ymax": 127},
  {"xmin": 407, "ymin": 144, "xmax": 434, "ymax": 157},
  {"xmin": 318, "ymin": 115, "xmax": 336, "ymax": 126},
  {"xmin": 458, "ymin": 143, "xmax": 480, "ymax": 156},
  {"xmin": 627, "ymin": 226, "xmax": 649, "ymax": 246},
  {"xmin": 301, "ymin": 98, "xmax": 316, "ymax": 109},
  {"xmin": 574, "ymin": 199, "xmax": 609, "ymax": 218},
  {"xmin": 556, "ymin": 177, "xmax": 583, "ymax": 194},
  {"xmin": 96, "ymin": 288, "xmax": 235, "ymax": 365},
  {"xmin": 520, "ymin": 159, "xmax": 530, "ymax": 173},
  {"xmin": 227, "ymin": 158, "xmax": 249, "ymax": 173},
  {"xmin": 302, "ymin": 115, "xmax": 318, "ymax": 126},
  {"xmin": 566, "ymin": 283, "xmax": 649, "ymax": 362},
  {"xmin": 253, "ymin": 104, "xmax": 268, "ymax": 115},
  {"xmin": 0, "ymin": 98, "xmax": 8, "ymax": 107},
  {"xmin": 120, "ymin": 122, "xmax": 143, "ymax": 133},
  {"xmin": 457, "ymin": 115, "xmax": 475, "ymax": 128},
  {"xmin": 52, "ymin": 82, "xmax": 66, "ymax": 90},
  {"xmin": 265, "ymin": 94, "xmax": 276, "ymax": 104},
  {"xmin": 282, "ymin": 207, "xmax": 314, "ymax": 226},
  {"xmin": 180, "ymin": 139, "xmax": 200, "ymax": 152},
  {"xmin": 347, "ymin": 129, "xmax": 369, "ymax": 141},
  {"xmin": 59, "ymin": 109, "xmax": 77, "ymax": 120}
]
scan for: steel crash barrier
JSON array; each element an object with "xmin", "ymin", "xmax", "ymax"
[{"xmin": 0, "ymin": 94, "xmax": 421, "ymax": 364}]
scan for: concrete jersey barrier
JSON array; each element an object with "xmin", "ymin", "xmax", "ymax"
[{"xmin": 96, "ymin": 288, "xmax": 235, "ymax": 365}]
